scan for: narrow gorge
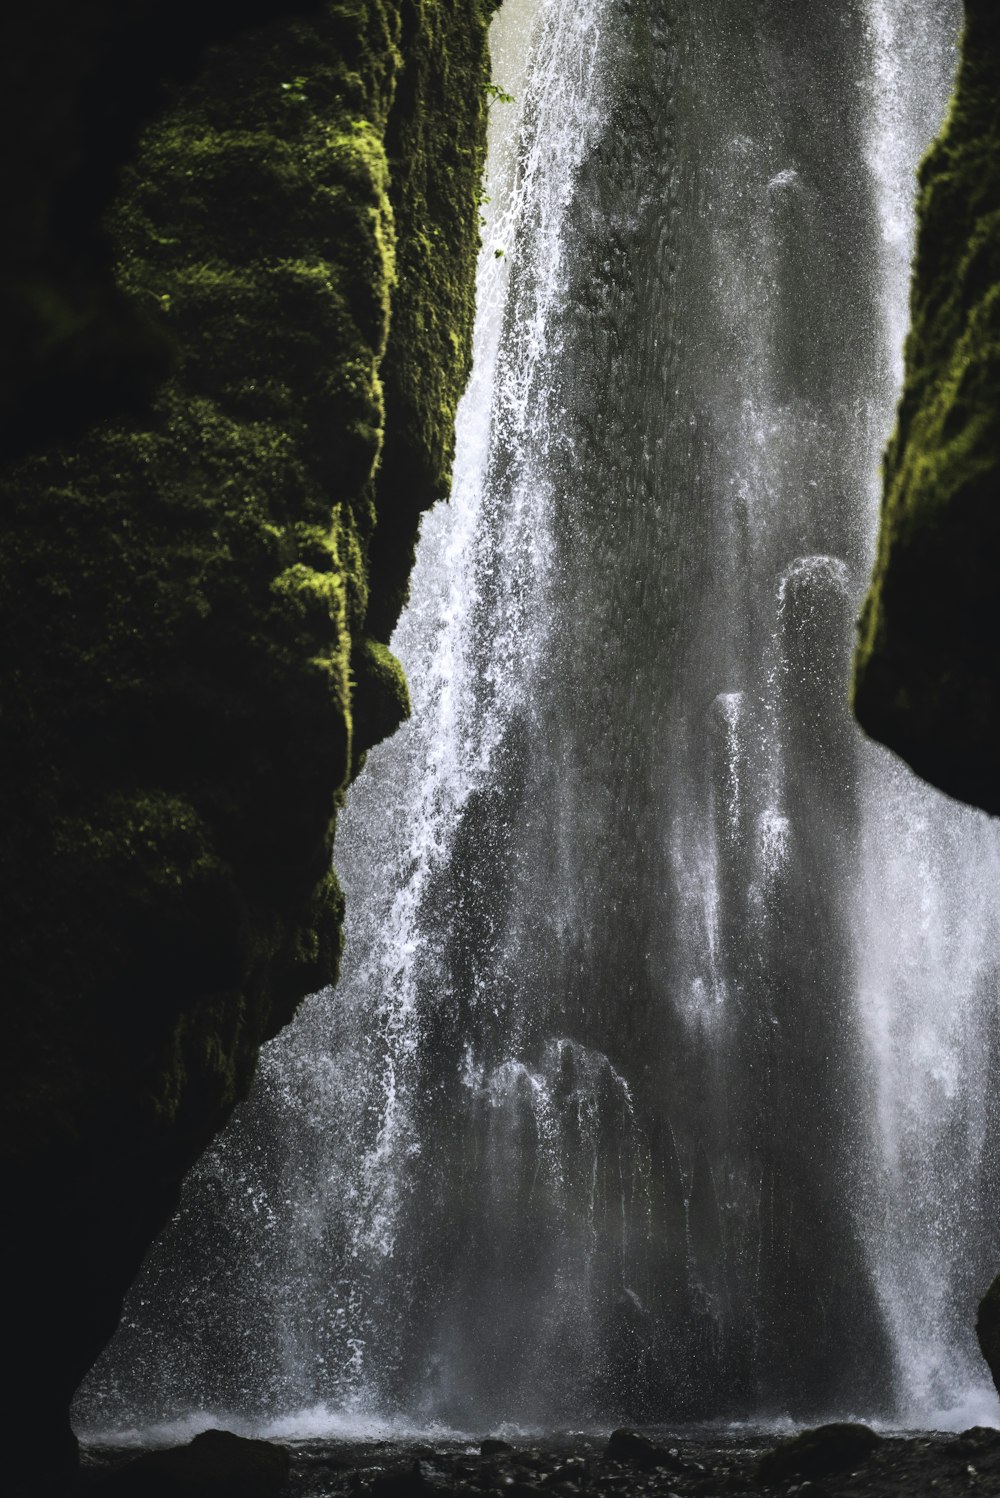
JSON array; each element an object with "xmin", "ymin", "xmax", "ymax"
[
  {"xmin": 77, "ymin": 0, "xmax": 1000, "ymax": 1446},
  {"xmin": 3, "ymin": 0, "xmax": 1000, "ymax": 1493}
]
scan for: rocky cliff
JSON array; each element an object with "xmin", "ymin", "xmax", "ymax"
[
  {"xmin": 0, "ymin": 2, "xmax": 496, "ymax": 1489},
  {"xmin": 854, "ymin": 1, "xmax": 1000, "ymax": 815},
  {"xmin": 853, "ymin": 0, "xmax": 1000, "ymax": 1391}
]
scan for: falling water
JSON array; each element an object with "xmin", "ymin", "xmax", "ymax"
[{"xmin": 79, "ymin": 0, "xmax": 1000, "ymax": 1439}]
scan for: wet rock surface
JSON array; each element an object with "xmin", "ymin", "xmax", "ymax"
[
  {"xmin": 755, "ymin": 1425, "xmax": 883, "ymax": 1484},
  {"xmin": 604, "ymin": 1431, "xmax": 688, "ymax": 1473},
  {"xmin": 96, "ymin": 1428, "xmax": 290, "ymax": 1496},
  {"xmin": 81, "ymin": 1424, "xmax": 1000, "ymax": 1498},
  {"xmin": 977, "ymin": 1275, "xmax": 1000, "ymax": 1396}
]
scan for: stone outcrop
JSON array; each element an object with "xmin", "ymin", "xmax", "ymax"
[
  {"xmin": 854, "ymin": 2, "xmax": 1000, "ymax": 814},
  {"xmin": 0, "ymin": 2, "xmax": 497, "ymax": 1490},
  {"xmin": 977, "ymin": 1273, "xmax": 1000, "ymax": 1394},
  {"xmin": 755, "ymin": 1423, "xmax": 883, "ymax": 1484},
  {"xmin": 103, "ymin": 1429, "xmax": 290, "ymax": 1498}
]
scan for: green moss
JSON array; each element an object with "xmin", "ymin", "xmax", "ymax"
[
  {"xmin": 0, "ymin": 2, "xmax": 339, "ymax": 473},
  {"xmin": 365, "ymin": 0, "xmax": 497, "ymax": 640},
  {"xmin": 0, "ymin": 0, "xmax": 497, "ymax": 1471},
  {"xmin": 351, "ymin": 634, "xmax": 413, "ymax": 769},
  {"xmin": 854, "ymin": 5, "xmax": 1000, "ymax": 813}
]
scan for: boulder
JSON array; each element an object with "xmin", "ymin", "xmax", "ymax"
[
  {"xmin": 756, "ymin": 1423, "xmax": 882, "ymax": 1484},
  {"xmin": 604, "ymin": 1430, "xmax": 684, "ymax": 1471},
  {"xmin": 372, "ymin": 1460, "xmax": 454, "ymax": 1498},
  {"xmin": 103, "ymin": 1429, "xmax": 289, "ymax": 1498},
  {"xmin": 954, "ymin": 1424, "xmax": 1000, "ymax": 1457}
]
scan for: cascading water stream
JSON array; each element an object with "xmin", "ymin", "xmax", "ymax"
[{"xmin": 79, "ymin": 0, "xmax": 1000, "ymax": 1439}]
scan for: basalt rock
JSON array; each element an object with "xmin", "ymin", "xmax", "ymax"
[
  {"xmin": 604, "ymin": 1431, "xmax": 685, "ymax": 1473},
  {"xmin": 102, "ymin": 1428, "xmax": 290, "ymax": 1498},
  {"xmin": 976, "ymin": 1272, "xmax": 1000, "ymax": 1393},
  {"xmin": 0, "ymin": 1, "xmax": 497, "ymax": 1491},
  {"xmin": 854, "ymin": 3, "xmax": 1000, "ymax": 813},
  {"xmin": 371, "ymin": 1462, "xmax": 447, "ymax": 1498},
  {"xmin": 755, "ymin": 1423, "xmax": 883, "ymax": 1484}
]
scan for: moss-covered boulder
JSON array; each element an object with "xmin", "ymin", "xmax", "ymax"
[
  {"xmin": 854, "ymin": 3, "xmax": 1000, "ymax": 813},
  {"xmin": 0, "ymin": 2, "xmax": 496, "ymax": 1490}
]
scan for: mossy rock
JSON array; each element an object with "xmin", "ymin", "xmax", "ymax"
[
  {"xmin": 0, "ymin": 2, "xmax": 497, "ymax": 1491},
  {"xmin": 0, "ymin": 1, "xmax": 338, "ymax": 464},
  {"xmin": 854, "ymin": 3, "xmax": 1000, "ymax": 814}
]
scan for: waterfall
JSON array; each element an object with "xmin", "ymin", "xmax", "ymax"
[{"xmin": 78, "ymin": 0, "xmax": 1000, "ymax": 1439}]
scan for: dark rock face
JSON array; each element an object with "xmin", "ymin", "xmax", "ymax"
[
  {"xmin": 102, "ymin": 1429, "xmax": 290, "ymax": 1497},
  {"xmin": 756, "ymin": 1424, "xmax": 883, "ymax": 1484},
  {"xmin": 0, "ymin": 2, "xmax": 495, "ymax": 1490},
  {"xmin": 977, "ymin": 1273, "xmax": 1000, "ymax": 1392},
  {"xmin": 0, "ymin": 1, "xmax": 332, "ymax": 462},
  {"xmin": 854, "ymin": 3, "xmax": 1000, "ymax": 814}
]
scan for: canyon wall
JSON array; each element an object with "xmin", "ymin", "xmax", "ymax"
[
  {"xmin": 0, "ymin": 2, "xmax": 496, "ymax": 1488},
  {"xmin": 855, "ymin": 1, "xmax": 1000, "ymax": 815},
  {"xmin": 854, "ymin": 0, "xmax": 1000, "ymax": 1397},
  {"xmin": 4, "ymin": 0, "xmax": 1000, "ymax": 1480}
]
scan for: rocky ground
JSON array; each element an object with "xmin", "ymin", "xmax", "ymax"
[{"xmin": 79, "ymin": 1421, "xmax": 1000, "ymax": 1498}]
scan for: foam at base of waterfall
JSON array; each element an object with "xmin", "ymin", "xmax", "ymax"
[
  {"xmin": 78, "ymin": 1405, "xmax": 480, "ymax": 1450},
  {"xmin": 81, "ymin": 1391, "xmax": 1000, "ymax": 1455},
  {"xmin": 904, "ymin": 1383, "xmax": 1000, "ymax": 1435}
]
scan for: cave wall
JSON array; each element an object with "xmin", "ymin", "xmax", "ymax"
[
  {"xmin": 0, "ymin": 1, "xmax": 497, "ymax": 1488},
  {"xmin": 854, "ymin": 0, "xmax": 1000, "ymax": 814}
]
